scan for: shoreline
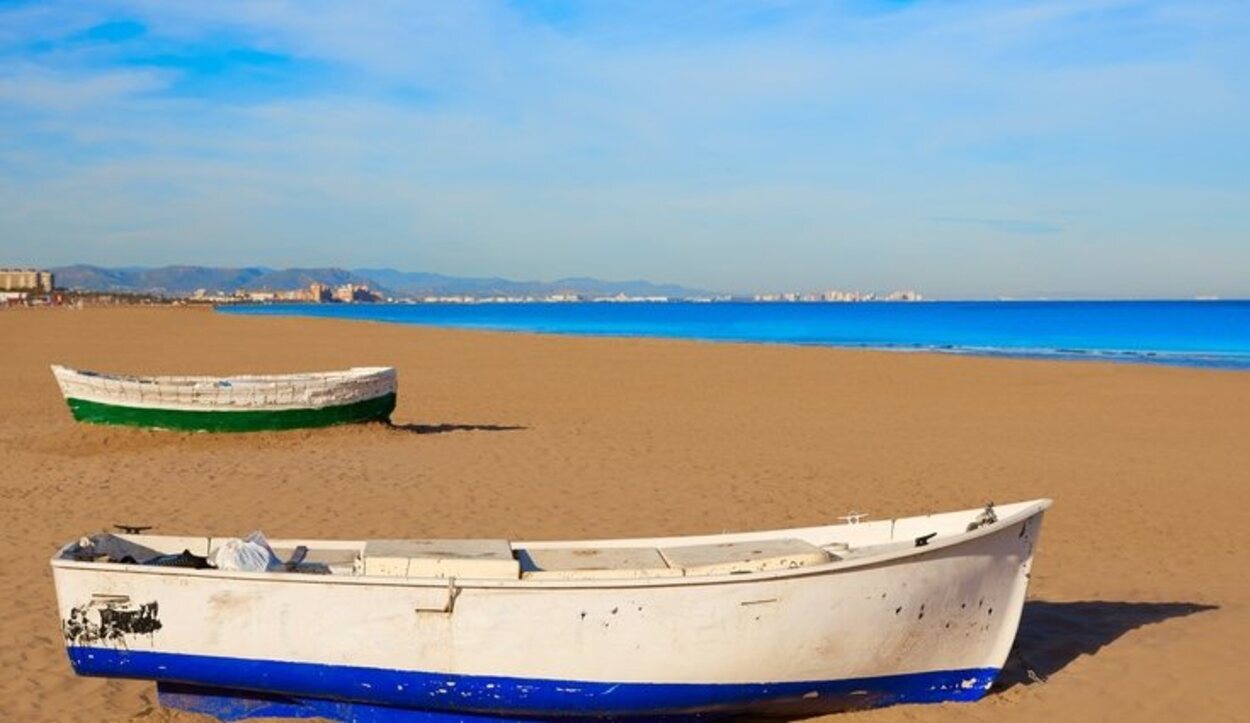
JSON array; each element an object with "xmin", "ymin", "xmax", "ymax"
[{"xmin": 216, "ymin": 301, "xmax": 1250, "ymax": 372}]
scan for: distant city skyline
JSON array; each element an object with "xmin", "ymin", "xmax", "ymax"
[{"xmin": 2, "ymin": 1, "xmax": 1248, "ymax": 298}]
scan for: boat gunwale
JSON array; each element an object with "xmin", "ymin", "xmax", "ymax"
[
  {"xmin": 51, "ymin": 498, "xmax": 1051, "ymax": 591},
  {"xmin": 50, "ymin": 364, "xmax": 395, "ymax": 388},
  {"xmin": 51, "ymin": 364, "xmax": 397, "ymax": 416}
]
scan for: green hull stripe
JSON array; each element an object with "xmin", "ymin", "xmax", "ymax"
[{"xmin": 64, "ymin": 393, "xmax": 396, "ymax": 432}]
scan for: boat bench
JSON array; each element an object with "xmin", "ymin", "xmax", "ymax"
[
  {"xmin": 362, "ymin": 539, "xmax": 520, "ymax": 579},
  {"xmin": 517, "ymin": 547, "xmax": 681, "ymax": 580},
  {"xmin": 515, "ymin": 538, "xmax": 830, "ymax": 580},
  {"xmin": 658, "ymin": 538, "xmax": 831, "ymax": 576},
  {"xmin": 359, "ymin": 538, "xmax": 832, "ymax": 581}
]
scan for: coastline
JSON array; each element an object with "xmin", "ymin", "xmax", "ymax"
[
  {"xmin": 217, "ymin": 300, "xmax": 1250, "ymax": 371},
  {"xmin": 2, "ymin": 306, "xmax": 1247, "ymax": 722}
]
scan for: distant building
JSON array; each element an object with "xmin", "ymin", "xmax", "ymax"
[
  {"xmin": 593, "ymin": 293, "xmax": 671, "ymax": 303},
  {"xmin": 224, "ymin": 284, "xmax": 336, "ymax": 303},
  {"xmin": 0, "ymin": 268, "xmax": 54, "ymax": 293},
  {"xmin": 332, "ymin": 284, "xmax": 381, "ymax": 303},
  {"xmin": 754, "ymin": 288, "xmax": 921, "ymax": 303},
  {"xmin": 753, "ymin": 292, "xmax": 802, "ymax": 302},
  {"xmin": 191, "ymin": 288, "xmax": 235, "ymax": 303}
]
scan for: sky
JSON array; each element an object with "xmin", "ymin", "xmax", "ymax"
[{"xmin": 0, "ymin": 0, "xmax": 1247, "ymax": 298}]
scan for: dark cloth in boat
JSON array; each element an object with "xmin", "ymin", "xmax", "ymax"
[
  {"xmin": 141, "ymin": 550, "xmax": 213, "ymax": 569},
  {"xmin": 70, "ymin": 549, "xmax": 211, "ymax": 568}
]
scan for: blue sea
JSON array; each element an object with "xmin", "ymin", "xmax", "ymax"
[{"xmin": 218, "ymin": 301, "xmax": 1250, "ymax": 370}]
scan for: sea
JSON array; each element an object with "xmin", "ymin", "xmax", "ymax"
[{"xmin": 217, "ymin": 300, "xmax": 1250, "ymax": 371}]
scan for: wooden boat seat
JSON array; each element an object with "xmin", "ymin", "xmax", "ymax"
[
  {"xmin": 517, "ymin": 547, "xmax": 681, "ymax": 580},
  {"xmin": 362, "ymin": 539, "xmax": 520, "ymax": 579},
  {"xmin": 659, "ymin": 538, "xmax": 831, "ymax": 576}
]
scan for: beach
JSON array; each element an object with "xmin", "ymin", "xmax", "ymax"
[{"xmin": 2, "ymin": 305, "xmax": 1247, "ymax": 722}]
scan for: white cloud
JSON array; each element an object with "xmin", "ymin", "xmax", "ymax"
[
  {"xmin": 1, "ymin": 1, "xmax": 1247, "ymax": 295},
  {"xmin": 0, "ymin": 65, "xmax": 171, "ymax": 110}
]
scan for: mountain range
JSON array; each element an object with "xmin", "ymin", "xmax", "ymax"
[
  {"xmin": 50, "ymin": 265, "xmax": 712, "ymax": 299},
  {"xmin": 353, "ymin": 268, "xmax": 709, "ymax": 298}
]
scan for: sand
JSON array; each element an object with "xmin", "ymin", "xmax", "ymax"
[{"xmin": 1, "ymin": 306, "xmax": 1247, "ymax": 722}]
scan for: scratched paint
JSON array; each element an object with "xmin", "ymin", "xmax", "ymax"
[
  {"xmin": 51, "ymin": 499, "xmax": 1050, "ymax": 718},
  {"xmin": 64, "ymin": 599, "xmax": 161, "ymax": 647}
]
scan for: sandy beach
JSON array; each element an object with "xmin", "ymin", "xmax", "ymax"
[{"xmin": 2, "ymin": 305, "xmax": 1247, "ymax": 722}]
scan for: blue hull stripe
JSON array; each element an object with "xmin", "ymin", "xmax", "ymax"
[{"xmin": 68, "ymin": 647, "xmax": 997, "ymax": 720}]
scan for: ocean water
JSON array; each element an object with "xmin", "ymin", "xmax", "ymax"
[{"xmin": 218, "ymin": 301, "xmax": 1250, "ymax": 370}]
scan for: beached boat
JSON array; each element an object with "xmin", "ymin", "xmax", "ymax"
[
  {"xmin": 50, "ymin": 365, "xmax": 396, "ymax": 432},
  {"xmin": 52, "ymin": 498, "xmax": 1049, "ymax": 720}
]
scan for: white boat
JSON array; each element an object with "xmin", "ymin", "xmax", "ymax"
[
  {"xmin": 50, "ymin": 365, "xmax": 397, "ymax": 432},
  {"xmin": 52, "ymin": 498, "xmax": 1050, "ymax": 720}
]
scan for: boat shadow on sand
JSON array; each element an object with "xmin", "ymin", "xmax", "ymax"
[
  {"xmin": 732, "ymin": 600, "xmax": 1215, "ymax": 722},
  {"xmin": 385, "ymin": 422, "xmax": 528, "ymax": 435},
  {"xmin": 994, "ymin": 600, "xmax": 1217, "ymax": 691}
]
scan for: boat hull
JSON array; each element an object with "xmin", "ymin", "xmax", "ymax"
[
  {"xmin": 50, "ymin": 365, "xmax": 398, "ymax": 432},
  {"xmin": 116, "ymin": 658, "xmax": 990, "ymax": 721},
  {"xmin": 64, "ymin": 392, "xmax": 397, "ymax": 432},
  {"xmin": 52, "ymin": 506, "xmax": 1046, "ymax": 720}
]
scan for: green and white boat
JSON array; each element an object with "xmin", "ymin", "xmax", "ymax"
[{"xmin": 51, "ymin": 365, "xmax": 397, "ymax": 432}]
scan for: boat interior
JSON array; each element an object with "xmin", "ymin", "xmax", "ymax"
[{"xmin": 57, "ymin": 500, "xmax": 1043, "ymax": 582}]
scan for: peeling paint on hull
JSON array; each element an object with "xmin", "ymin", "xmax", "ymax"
[
  {"xmin": 66, "ymin": 648, "xmax": 997, "ymax": 720},
  {"xmin": 64, "ymin": 392, "xmax": 397, "ymax": 432}
]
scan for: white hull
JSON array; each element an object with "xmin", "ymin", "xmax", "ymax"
[{"xmin": 52, "ymin": 499, "xmax": 1049, "ymax": 719}]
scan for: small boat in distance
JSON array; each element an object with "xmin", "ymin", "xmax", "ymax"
[
  {"xmin": 52, "ymin": 499, "xmax": 1050, "ymax": 720},
  {"xmin": 50, "ymin": 365, "xmax": 396, "ymax": 432}
]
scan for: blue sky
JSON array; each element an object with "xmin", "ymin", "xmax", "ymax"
[{"xmin": 0, "ymin": 0, "xmax": 1247, "ymax": 297}]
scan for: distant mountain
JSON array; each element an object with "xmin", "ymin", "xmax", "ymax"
[
  {"xmin": 353, "ymin": 268, "xmax": 711, "ymax": 298},
  {"xmin": 51, "ymin": 265, "xmax": 386, "ymax": 295},
  {"xmin": 51, "ymin": 265, "xmax": 713, "ymax": 299},
  {"xmin": 250, "ymin": 268, "xmax": 382, "ymax": 292}
]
